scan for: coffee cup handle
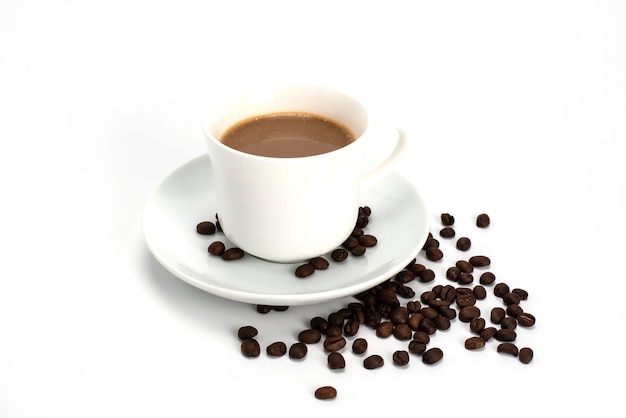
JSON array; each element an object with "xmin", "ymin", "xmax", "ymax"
[{"xmin": 360, "ymin": 127, "xmax": 408, "ymax": 193}]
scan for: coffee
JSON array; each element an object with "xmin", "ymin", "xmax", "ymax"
[{"xmin": 219, "ymin": 112, "xmax": 355, "ymax": 158}]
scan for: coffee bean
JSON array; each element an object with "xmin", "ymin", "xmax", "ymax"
[
  {"xmin": 456, "ymin": 294, "xmax": 476, "ymax": 307},
  {"xmin": 418, "ymin": 317, "xmax": 437, "ymax": 335},
  {"xmin": 196, "ymin": 221, "xmax": 216, "ymax": 235},
  {"xmin": 241, "ymin": 338, "xmax": 260, "ymax": 358},
  {"xmin": 208, "ymin": 241, "xmax": 225, "ymax": 256},
  {"xmin": 408, "ymin": 340, "xmax": 427, "ymax": 355},
  {"xmin": 439, "ymin": 306, "xmax": 457, "ymax": 320},
  {"xmin": 310, "ymin": 316, "xmax": 329, "ymax": 333},
  {"xmin": 490, "ymin": 307, "xmax": 506, "ymax": 324},
  {"xmin": 512, "ymin": 288, "xmax": 529, "ymax": 300},
  {"xmin": 494, "ymin": 283, "xmax": 510, "ymax": 297},
  {"xmin": 288, "ymin": 342, "xmax": 308, "ymax": 359},
  {"xmin": 441, "ymin": 213, "xmax": 455, "ymax": 226},
  {"xmin": 221, "ymin": 247, "xmax": 244, "ymax": 260},
  {"xmin": 309, "ymin": 257, "xmax": 329, "ymax": 270},
  {"xmin": 469, "ymin": 255, "xmax": 490, "ymax": 267},
  {"xmin": 417, "ymin": 268, "xmax": 436, "ymax": 283},
  {"xmin": 342, "ymin": 236, "xmax": 359, "ymax": 249},
  {"xmin": 465, "ymin": 336, "xmax": 486, "ymax": 350},
  {"xmin": 376, "ymin": 321, "xmax": 394, "ymax": 338},
  {"xmin": 389, "ymin": 307, "xmax": 409, "ymax": 324},
  {"xmin": 519, "ymin": 347, "xmax": 534, "ymax": 364},
  {"xmin": 517, "ymin": 312, "xmax": 536, "ymax": 327},
  {"xmin": 477, "ymin": 273, "xmax": 494, "ymax": 287},
  {"xmin": 295, "ymin": 263, "xmax": 315, "ymax": 278},
  {"xmin": 470, "ymin": 317, "xmax": 486, "ymax": 333},
  {"xmin": 408, "ymin": 313, "xmax": 424, "ymax": 330},
  {"xmin": 501, "ymin": 317, "xmax": 518, "ymax": 329},
  {"xmin": 506, "ymin": 304, "xmax": 524, "ymax": 318},
  {"xmin": 458, "ymin": 272, "xmax": 473, "ymax": 285},
  {"xmin": 343, "ymin": 319, "xmax": 360, "ymax": 337},
  {"xmin": 358, "ymin": 234, "xmax": 377, "ymax": 247},
  {"xmin": 459, "ymin": 306, "xmax": 481, "ymax": 322},
  {"xmin": 255, "ymin": 305, "xmax": 272, "ymax": 314},
  {"xmin": 446, "ymin": 266, "xmax": 461, "ymax": 282},
  {"xmin": 407, "ymin": 301, "xmax": 422, "ymax": 313},
  {"xmin": 495, "ymin": 328, "xmax": 517, "ymax": 342},
  {"xmin": 480, "ymin": 327, "xmax": 497, "ymax": 341},
  {"xmin": 476, "ymin": 213, "xmax": 490, "ymax": 227},
  {"xmin": 266, "ymin": 341, "xmax": 287, "ymax": 357},
  {"xmin": 472, "ymin": 285, "xmax": 487, "ymax": 300},
  {"xmin": 412, "ymin": 331, "xmax": 430, "ymax": 344},
  {"xmin": 323, "ymin": 335, "xmax": 346, "ymax": 352},
  {"xmin": 433, "ymin": 316, "xmax": 451, "ymax": 330},
  {"xmin": 314, "ymin": 386, "xmax": 337, "ymax": 400},
  {"xmin": 456, "ymin": 260, "xmax": 474, "ymax": 273},
  {"xmin": 360, "ymin": 205, "xmax": 372, "ymax": 217},
  {"xmin": 439, "ymin": 227, "xmax": 455, "ymax": 238},
  {"xmin": 363, "ymin": 354, "xmax": 384, "ymax": 369},
  {"xmin": 423, "ymin": 237, "xmax": 440, "ymax": 250},
  {"xmin": 425, "ymin": 247, "xmax": 444, "ymax": 261},
  {"xmin": 376, "ymin": 288, "xmax": 399, "ymax": 307},
  {"xmin": 393, "ymin": 350, "xmax": 410, "ymax": 366},
  {"xmin": 395, "ymin": 270, "xmax": 416, "ymax": 284},
  {"xmin": 397, "ymin": 285, "xmax": 415, "ymax": 299},
  {"xmin": 456, "ymin": 237, "xmax": 471, "ymax": 251},
  {"xmin": 352, "ymin": 338, "xmax": 368, "ymax": 355},
  {"xmin": 331, "ymin": 248, "xmax": 348, "ymax": 262},
  {"xmin": 497, "ymin": 342, "xmax": 519, "ymax": 356},
  {"xmin": 351, "ymin": 245, "xmax": 367, "ymax": 256},
  {"xmin": 298, "ymin": 328, "xmax": 322, "ymax": 344},
  {"xmin": 422, "ymin": 347, "xmax": 444, "ymax": 365},
  {"xmin": 502, "ymin": 292, "xmax": 521, "ymax": 305},
  {"xmin": 328, "ymin": 352, "xmax": 346, "ymax": 369},
  {"xmin": 394, "ymin": 323, "xmax": 414, "ymax": 340},
  {"xmin": 237, "ymin": 325, "xmax": 258, "ymax": 340}
]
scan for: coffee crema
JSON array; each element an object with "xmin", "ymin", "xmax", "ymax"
[{"xmin": 219, "ymin": 112, "xmax": 355, "ymax": 158}]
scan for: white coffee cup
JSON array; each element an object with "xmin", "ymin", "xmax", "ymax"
[{"xmin": 202, "ymin": 84, "xmax": 407, "ymax": 263}]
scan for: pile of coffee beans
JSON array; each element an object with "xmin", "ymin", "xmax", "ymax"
[{"xmin": 236, "ymin": 211, "xmax": 536, "ymax": 400}]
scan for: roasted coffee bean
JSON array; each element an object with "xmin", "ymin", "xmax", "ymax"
[
  {"xmin": 266, "ymin": 341, "xmax": 287, "ymax": 357},
  {"xmin": 363, "ymin": 354, "xmax": 384, "ymax": 369},
  {"xmin": 358, "ymin": 234, "xmax": 378, "ymax": 247},
  {"xmin": 360, "ymin": 205, "xmax": 372, "ymax": 216},
  {"xmin": 394, "ymin": 323, "xmax": 414, "ymax": 340},
  {"xmin": 393, "ymin": 350, "xmax": 410, "ymax": 366},
  {"xmin": 310, "ymin": 316, "xmax": 329, "ymax": 333},
  {"xmin": 288, "ymin": 342, "xmax": 308, "ymax": 359},
  {"xmin": 309, "ymin": 257, "xmax": 329, "ymax": 270},
  {"xmin": 517, "ymin": 312, "xmax": 536, "ymax": 327},
  {"xmin": 395, "ymin": 270, "xmax": 416, "ymax": 283},
  {"xmin": 407, "ymin": 301, "xmax": 422, "ymax": 313},
  {"xmin": 479, "ymin": 271, "xmax": 496, "ymax": 285},
  {"xmin": 476, "ymin": 213, "xmax": 490, "ymax": 227},
  {"xmin": 469, "ymin": 255, "xmax": 490, "ymax": 267},
  {"xmin": 428, "ymin": 299, "xmax": 450, "ymax": 309},
  {"xmin": 298, "ymin": 328, "xmax": 322, "ymax": 344},
  {"xmin": 208, "ymin": 241, "xmax": 225, "ymax": 256},
  {"xmin": 456, "ymin": 294, "xmax": 476, "ymax": 307},
  {"xmin": 439, "ymin": 227, "xmax": 455, "ymax": 238},
  {"xmin": 494, "ymin": 283, "xmax": 510, "ymax": 297},
  {"xmin": 327, "ymin": 312, "xmax": 344, "ymax": 327},
  {"xmin": 397, "ymin": 285, "xmax": 415, "ymax": 299},
  {"xmin": 501, "ymin": 317, "xmax": 518, "ymax": 329},
  {"xmin": 519, "ymin": 347, "xmax": 534, "ymax": 364},
  {"xmin": 241, "ymin": 338, "xmax": 261, "ymax": 358},
  {"xmin": 413, "ymin": 331, "xmax": 430, "ymax": 344},
  {"xmin": 420, "ymin": 307, "xmax": 439, "ymax": 320},
  {"xmin": 323, "ymin": 335, "xmax": 346, "ymax": 352},
  {"xmin": 456, "ymin": 237, "xmax": 471, "ymax": 251},
  {"xmin": 440, "ymin": 285, "xmax": 457, "ymax": 302},
  {"xmin": 342, "ymin": 236, "xmax": 359, "ymax": 250},
  {"xmin": 343, "ymin": 319, "xmax": 360, "ymax": 337},
  {"xmin": 456, "ymin": 260, "xmax": 474, "ymax": 273},
  {"xmin": 439, "ymin": 306, "xmax": 457, "ymax": 320},
  {"xmin": 314, "ymin": 386, "xmax": 337, "ymax": 400},
  {"xmin": 352, "ymin": 338, "xmax": 368, "ymax": 355},
  {"xmin": 331, "ymin": 248, "xmax": 349, "ymax": 262},
  {"xmin": 497, "ymin": 342, "xmax": 519, "ymax": 356},
  {"xmin": 237, "ymin": 326, "xmax": 258, "ymax": 340},
  {"xmin": 470, "ymin": 317, "xmax": 486, "ymax": 333},
  {"xmin": 458, "ymin": 272, "xmax": 474, "ymax": 285},
  {"xmin": 351, "ymin": 227, "xmax": 364, "ymax": 237},
  {"xmin": 423, "ymin": 236, "xmax": 440, "ymax": 250},
  {"xmin": 491, "ymin": 307, "xmax": 506, "ymax": 324},
  {"xmin": 512, "ymin": 288, "xmax": 529, "ymax": 300},
  {"xmin": 356, "ymin": 214, "xmax": 369, "ymax": 228},
  {"xmin": 327, "ymin": 352, "xmax": 346, "ymax": 369},
  {"xmin": 376, "ymin": 321, "xmax": 394, "ymax": 338},
  {"xmin": 417, "ymin": 268, "xmax": 436, "ymax": 283},
  {"xmin": 408, "ymin": 313, "xmax": 424, "ymax": 330},
  {"xmin": 506, "ymin": 304, "xmax": 524, "ymax": 318},
  {"xmin": 351, "ymin": 245, "xmax": 367, "ymax": 256},
  {"xmin": 364, "ymin": 311, "xmax": 382, "ymax": 327},
  {"xmin": 196, "ymin": 221, "xmax": 216, "ymax": 235},
  {"xmin": 325, "ymin": 325, "xmax": 342, "ymax": 337},
  {"xmin": 422, "ymin": 347, "xmax": 444, "ymax": 365},
  {"xmin": 465, "ymin": 336, "xmax": 486, "ymax": 350},
  {"xmin": 495, "ymin": 328, "xmax": 517, "ymax": 342},
  {"xmin": 433, "ymin": 316, "xmax": 451, "ymax": 330},
  {"xmin": 418, "ymin": 317, "xmax": 438, "ymax": 335},
  {"xmin": 295, "ymin": 263, "xmax": 315, "ymax": 278},
  {"xmin": 408, "ymin": 340, "xmax": 427, "ymax": 355},
  {"xmin": 420, "ymin": 290, "xmax": 437, "ymax": 304},
  {"xmin": 408, "ymin": 263, "xmax": 426, "ymax": 275},
  {"xmin": 255, "ymin": 305, "xmax": 272, "ymax": 314},
  {"xmin": 376, "ymin": 288, "xmax": 400, "ymax": 307},
  {"xmin": 222, "ymin": 247, "xmax": 244, "ymax": 260},
  {"xmin": 480, "ymin": 327, "xmax": 497, "ymax": 341},
  {"xmin": 502, "ymin": 292, "xmax": 521, "ymax": 306},
  {"xmin": 441, "ymin": 213, "xmax": 455, "ymax": 226},
  {"xmin": 459, "ymin": 306, "xmax": 481, "ymax": 322},
  {"xmin": 446, "ymin": 266, "xmax": 461, "ymax": 282},
  {"xmin": 425, "ymin": 247, "xmax": 444, "ymax": 262},
  {"xmin": 389, "ymin": 307, "xmax": 409, "ymax": 324}
]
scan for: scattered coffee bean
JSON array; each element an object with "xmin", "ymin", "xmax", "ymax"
[
  {"xmin": 465, "ymin": 336, "xmax": 486, "ymax": 350},
  {"xmin": 423, "ymin": 236, "xmax": 440, "ymax": 250},
  {"xmin": 222, "ymin": 247, "xmax": 244, "ymax": 260},
  {"xmin": 358, "ymin": 234, "xmax": 378, "ymax": 247},
  {"xmin": 425, "ymin": 247, "xmax": 444, "ymax": 261},
  {"xmin": 308, "ymin": 257, "xmax": 329, "ymax": 270},
  {"xmin": 394, "ymin": 323, "xmax": 414, "ymax": 340},
  {"xmin": 446, "ymin": 266, "xmax": 461, "ymax": 282},
  {"xmin": 473, "ymin": 285, "xmax": 487, "ymax": 300},
  {"xmin": 422, "ymin": 347, "xmax": 444, "ymax": 365},
  {"xmin": 476, "ymin": 213, "xmax": 490, "ymax": 227},
  {"xmin": 517, "ymin": 312, "xmax": 536, "ymax": 327},
  {"xmin": 497, "ymin": 342, "xmax": 519, "ymax": 356},
  {"xmin": 376, "ymin": 321, "xmax": 394, "ymax": 338},
  {"xmin": 456, "ymin": 260, "xmax": 474, "ymax": 273},
  {"xmin": 352, "ymin": 338, "xmax": 368, "ymax": 355},
  {"xmin": 469, "ymin": 255, "xmax": 490, "ymax": 267},
  {"xmin": 494, "ymin": 283, "xmax": 510, "ymax": 297},
  {"xmin": 196, "ymin": 221, "xmax": 216, "ymax": 235},
  {"xmin": 512, "ymin": 288, "xmax": 529, "ymax": 300},
  {"xmin": 393, "ymin": 350, "xmax": 410, "ymax": 366},
  {"xmin": 289, "ymin": 342, "xmax": 308, "ymax": 359},
  {"xmin": 519, "ymin": 347, "xmax": 534, "ymax": 364},
  {"xmin": 441, "ymin": 213, "xmax": 455, "ymax": 226},
  {"xmin": 501, "ymin": 317, "xmax": 518, "ymax": 330},
  {"xmin": 502, "ymin": 292, "xmax": 521, "ymax": 306},
  {"xmin": 327, "ymin": 352, "xmax": 346, "ymax": 369},
  {"xmin": 241, "ymin": 338, "xmax": 261, "ymax": 358},
  {"xmin": 459, "ymin": 306, "xmax": 481, "ymax": 322},
  {"xmin": 479, "ymin": 271, "xmax": 496, "ymax": 285},
  {"xmin": 298, "ymin": 328, "xmax": 322, "ymax": 344},
  {"xmin": 237, "ymin": 326, "xmax": 258, "ymax": 340},
  {"xmin": 456, "ymin": 237, "xmax": 471, "ymax": 251},
  {"xmin": 506, "ymin": 304, "xmax": 524, "ymax": 318},
  {"xmin": 208, "ymin": 241, "xmax": 225, "ymax": 256},
  {"xmin": 267, "ymin": 341, "xmax": 287, "ymax": 357},
  {"xmin": 470, "ymin": 317, "xmax": 486, "ymax": 333},
  {"xmin": 342, "ymin": 236, "xmax": 359, "ymax": 250},
  {"xmin": 417, "ymin": 268, "xmax": 436, "ymax": 283},
  {"xmin": 351, "ymin": 245, "xmax": 367, "ymax": 256},
  {"xmin": 480, "ymin": 327, "xmax": 497, "ymax": 341},
  {"xmin": 331, "ymin": 248, "xmax": 349, "ymax": 262},
  {"xmin": 323, "ymin": 335, "xmax": 346, "ymax": 352},
  {"xmin": 314, "ymin": 386, "xmax": 337, "ymax": 400},
  {"xmin": 295, "ymin": 263, "xmax": 315, "ymax": 278},
  {"xmin": 363, "ymin": 354, "xmax": 384, "ymax": 369},
  {"xmin": 408, "ymin": 340, "xmax": 427, "ymax": 355},
  {"xmin": 439, "ymin": 227, "xmax": 455, "ymax": 238},
  {"xmin": 255, "ymin": 305, "xmax": 272, "ymax": 314},
  {"xmin": 495, "ymin": 328, "xmax": 517, "ymax": 342},
  {"xmin": 491, "ymin": 307, "xmax": 506, "ymax": 324}
]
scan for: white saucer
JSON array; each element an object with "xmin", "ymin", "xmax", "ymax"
[{"xmin": 143, "ymin": 154, "xmax": 430, "ymax": 306}]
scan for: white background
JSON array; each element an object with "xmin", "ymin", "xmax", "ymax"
[{"xmin": 1, "ymin": 0, "xmax": 625, "ymax": 416}]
